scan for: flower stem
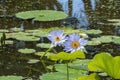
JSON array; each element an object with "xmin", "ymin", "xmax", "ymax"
[
  {"xmin": 40, "ymin": 47, "xmax": 54, "ymax": 59},
  {"xmin": 67, "ymin": 63, "xmax": 69, "ymax": 80}
]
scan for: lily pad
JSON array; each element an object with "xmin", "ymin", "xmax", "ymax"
[
  {"xmin": 0, "ymin": 29, "xmax": 8, "ymax": 33},
  {"xmin": 87, "ymin": 40, "xmax": 101, "ymax": 46},
  {"xmin": 27, "ymin": 59, "xmax": 40, "ymax": 64},
  {"xmin": 107, "ymin": 19, "xmax": 120, "ymax": 22},
  {"xmin": 15, "ymin": 10, "xmax": 68, "ymax": 21},
  {"xmin": 16, "ymin": 35, "xmax": 40, "ymax": 41},
  {"xmin": 49, "ymin": 50, "xmax": 85, "ymax": 61},
  {"xmin": 77, "ymin": 73, "xmax": 100, "ymax": 80},
  {"xmin": 80, "ymin": 29, "xmax": 102, "ymax": 35},
  {"xmin": 40, "ymin": 64, "xmax": 88, "ymax": 80},
  {"xmin": 88, "ymin": 53, "xmax": 120, "ymax": 79},
  {"xmin": 5, "ymin": 40, "xmax": 13, "ymax": 45},
  {"xmin": 112, "ymin": 36, "xmax": 120, "ymax": 44},
  {"xmin": 0, "ymin": 76, "xmax": 23, "ymax": 80},
  {"xmin": 18, "ymin": 48, "xmax": 36, "ymax": 54},
  {"xmin": 10, "ymin": 27, "xmax": 23, "ymax": 32},
  {"xmin": 36, "ymin": 43, "xmax": 51, "ymax": 48},
  {"xmin": 92, "ymin": 36, "xmax": 113, "ymax": 43},
  {"xmin": 35, "ymin": 52, "xmax": 54, "ymax": 57}
]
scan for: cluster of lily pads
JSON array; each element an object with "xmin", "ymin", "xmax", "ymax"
[{"xmin": 1, "ymin": 27, "xmax": 120, "ymax": 80}]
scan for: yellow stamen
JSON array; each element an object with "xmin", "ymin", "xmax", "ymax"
[
  {"xmin": 71, "ymin": 41, "xmax": 80, "ymax": 49},
  {"xmin": 54, "ymin": 36, "xmax": 60, "ymax": 42}
]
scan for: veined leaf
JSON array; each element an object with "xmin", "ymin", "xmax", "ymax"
[
  {"xmin": 77, "ymin": 73, "xmax": 100, "ymax": 80},
  {"xmin": 88, "ymin": 53, "xmax": 120, "ymax": 79},
  {"xmin": 49, "ymin": 50, "xmax": 85, "ymax": 61}
]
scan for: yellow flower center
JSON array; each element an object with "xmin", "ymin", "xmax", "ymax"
[
  {"xmin": 71, "ymin": 41, "xmax": 80, "ymax": 49},
  {"xmin": 54, "ymin": 36, "xmax": 61, "ymax": 42}
]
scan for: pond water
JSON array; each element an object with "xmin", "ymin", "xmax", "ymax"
[{"xmin": 0, "ymin": 0, "xmax": 120, "ymax": 80}]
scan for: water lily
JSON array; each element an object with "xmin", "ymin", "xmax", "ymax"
[
  {"xmin": 48, "ymin": 30, "xmax": 66, "ymax": 47},
  {"xmin": 64, "ymin": 33, "xmax": 87, "ymax": 52}
]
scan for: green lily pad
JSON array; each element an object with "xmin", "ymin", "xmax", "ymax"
[
  {"xmin": 40, "ymin": 64, "xmax": 88, "ymax": 80},
  {"xmin": 18, "ymin": 48, "xmax": 36, "ymax": 54},
  {"xmin": 36, "ymin": 43, "xmax": 51, "ymax": 48},
  {"xmin": 80, "ymin": 29, "xmax": 102, "ymax": 35},
  {"xmin": 112, "ymin": 36, "xmax": 120, "ymax": 44},
  {"xmin": 69, "ymin": 59, "xmax": 90, "ymax": 70},
  {"xmin": 6, "ymin": 32, "xmax": 30, "ymax": 39},
  {"xmin": 88, "ymin": 53, "xmax": 120, "ymax": 79},
  {"xmin": 35, "ymin": 52, "xmax": 54, "ymax": 57},
  {"xmin": 92, "ymin": 36, "xmax": 112, "ymax": 43},
  {"xmin": 0, "ymin": 76, "xmax": 23, "ymax": 80},
  {"xmin": 5, "ymin": 40, "xmax": 13, "ymax": 45},
  {"xmin": 16, "ymin": 35, "xmax": 40, "ymax": 41},
  {"xmin": 30, "ymin": 32, "xmax": 48, "ymax": 37},
  {"xmin": 77, "ymin": 73, "xmax": 100, "ymax": 80},
  {"xmin": 87, "ymin": 40, "xmax": 101, "ymax": 46},
  {"xmin": 107, "ymin": 19, "xmax": 120, "ymax": 22},
  {"xmin": 49, "ymin": 50, "xmax": 85, "ymax": 61},
  {"xmin": 27, "ymin": 59, "xmax": 40, "ymax": 64},
  {"xmin": 15, "ymin": 10, "xmax": 68, "ymax": 21},
  {"xmin": 0, "ymin": 29, "xmax": 8, "ymax": 33},
  {"xmin": 10, "ymin": 27, "xmax": 23, "ymax": 32}
]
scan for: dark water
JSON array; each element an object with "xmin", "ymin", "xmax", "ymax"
[{"xmin": 0, "ymin": 0, "xmax": 120, "ymax": 79}]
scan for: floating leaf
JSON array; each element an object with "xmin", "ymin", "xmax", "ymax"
[
  {"xmin": 80, "ymin": 29, "xmax": 102, "ymax": 35},
  {"xmin": 87, "ymin": 40, "xmax": 101, "ymax": 46},
  {"xmin": 18, "ymin": 48, "xmax": 36, "ymax": 54},
  {"xmin": 92, "ymin": 36, "xmax": 113, "ymax": 43},
  {"xmin": 0, "ymin": 29, "xmax": 8, "ymax": 33},
  {"xmin": 15, "ymin": 10, "xmax": 68, "ymax": 21},
  {"xmin": 0, "ymin": 76, "xmax": 23, "ymax": 80},
  {"xmin": 40, "ymin": 64, "xmax": 88, "ymax": 80},
  {"xmin": 36, "ymin": 43, "xmax": 51, "ymax": 48},
  {"xmin": 35, "ymin": 52, "xmax": 54, "ymax": 57},
  {"xmin": 27, "ymin": 59, "xmax": 40, "ymax": 64},
  {"xmin": 107, "ymin": 19, "xmax": 120, "ymax": 22},
  {"xmin": 49, "ymin": 50, "xmax": 85, "ymax": 61},
  {"xmin": 77, "ymin": 73, "xmax": 100, "ymax": 80},
  {"xmin": 16, "ymin": 35, "xmax": 40, "ymax": 41},
  {"xmin": 5, "ymin": 40, "xmax": 13, "ymax": 45},
  {"xmin": 69, "ymin": 59, "xmax": 90, "ymax": 70},
  {"xmin": 88, "ymin": 53, "xmax": 120, "ymax": 79},
  {"xmin": 112, "ymin": 36, "xmax": 120, "ymax": 44},
  {"xmin": 10, "ymin": 27, "xmax": 23, "ymax": 32}
]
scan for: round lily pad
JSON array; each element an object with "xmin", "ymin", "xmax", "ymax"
[
  {"xmin": 87, "ymin": 40, "xmax": 101, "ymax": 46},
  {"xmin": 15, "ymin": 10, "xmax": 68, "ymax": 21},
  {"xmin": 36, "ymin": 43, "xmax": 51, "ymax": 48},
  {"xmin": 35, "ymin": 52, "xmax": 54, "ymax": 57},
  {"xmin": 10, "ymin": 27, "xmax": 23, "ymax": 32},
  {"xmin": 16, "ymin": 35, "xmax": 40, "ymax": 41},
  {"xmin": 0, "ymin": 76, "xmax": 23, "ymax": 80},
  {"xmin": 0, "ymin": 29, "xmax": 8, "ymax": 33},
  {"xmin": 5, "ymin": 40, "xmax": 13, "ymax": 45},
  {"xmin": 27, "ymin": 59, "xmax": 40, "ymax": 64},
  {"xmin": 18, "ymin": 48, "xmax": 36, "ymax": 54},
  {"xmin": 112, "ymin": 36, "xmax": 120, "ymax": 44},
  {"xmin": 85, "ymin": 29, "xmax": 102, "ymax": 35},
  {"xmin": 107, "ymin": 19, "xmax": 120, "ymax": 22}
]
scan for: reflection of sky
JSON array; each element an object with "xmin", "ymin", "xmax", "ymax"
[
  {"xmin": 57, "ymin": 0, "xmax": 69, "ymax": 14},
  {"xmin": 57, "ymin": 0, "xmax": 90, "ymax": 28},
  {"xmin": 72, "ymin": 0, "xmax": 89, "ymax": 27},
  {"xmin": 90, "ymin": 0, "xmax": 96, "ymax": 11}
]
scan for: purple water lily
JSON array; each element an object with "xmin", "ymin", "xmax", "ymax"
[
  {"xmin": 48, "ymin": 30, "xmax": 66, "ymax": 47},
  {"xmin": 64, "ymin": 33, "xmax": 87, "ymax": 52}
]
